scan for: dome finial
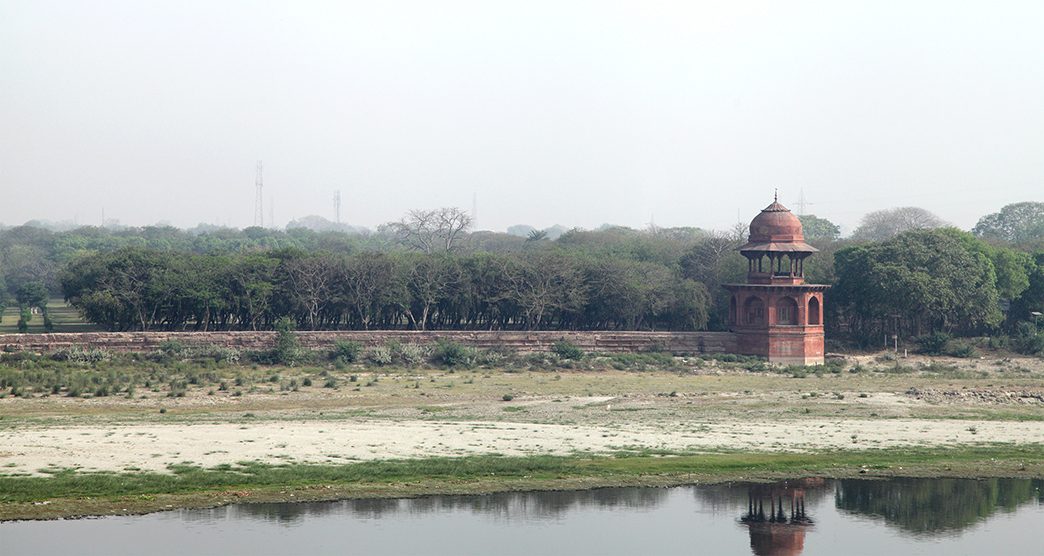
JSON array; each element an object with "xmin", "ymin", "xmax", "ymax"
[{"xmin": 774, "ymin": 188, "xmax": 778, "ymax": 202}]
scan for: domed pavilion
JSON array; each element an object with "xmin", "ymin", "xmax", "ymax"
[{"xmin": 724, "ymin": 195, "xmax": 829, "ymax": 365}]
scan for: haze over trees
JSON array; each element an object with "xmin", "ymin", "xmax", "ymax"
[
  {"xmin": 973, "ymin": 202, "xmax": 1044, "ymax": 247},
  {"xmin": 0, "ymin": 202, "xmax": 1042, "ymax": 354},
  {"xmin": 851, "ymin": 207, "xmax": 948, "ymax": 241},
  {"xmin": 507, "ymin": 224, "xmax": 568, "ymax": 240}
]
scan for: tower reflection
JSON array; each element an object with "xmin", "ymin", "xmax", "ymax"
[{"xmin": 739, "ymin": 478, "xmax": 824, "ymax": 556}]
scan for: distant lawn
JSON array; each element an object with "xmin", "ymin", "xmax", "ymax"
[{"xmin": 0, "ymin": 297, "xmax": 102, "ymax": 334}]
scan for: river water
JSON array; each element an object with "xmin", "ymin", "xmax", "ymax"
[{"xmin": 2, "ymin": 477, "xmax": 1042, "ymax": 555}]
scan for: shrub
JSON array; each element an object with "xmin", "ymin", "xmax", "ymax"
[
  {"xmin": 159, "ymin": 340, "xmax": 185, "ymax": 357},
  {"xmin": 502, "ymin": 394, "xmax": 514, "ymax": 401},
  {"xmin": 551, "ymin": 340, "xmax": 584, "ymax": 360},
  {"xmin": 946, "ymin": 341, "xmax": 978, "ymax": 358},
  {"xmin": 331, "ymin": 341, "xmax": 361, "ymax": 363},
  {"xmin": 367, "ymin": 345, "xmax": 393, "ymax": 366},
  {"xmin": 604, "ymin": 352, "xmax": 677, "ymax": 371},
  {"xmin": 272, "ymin": 317, "xmax": 300, "ymax": 365},
  {"xmin": 1013, "ymin": 322, "xmax": 1044, "ymax": 355},
  {"xmin": 52, "ymin": 347, "xmax": 111, "ymax": 364},
  {"xmin": 915, "ymin": 332, "xmax": 951, "ymax": 355},
  {"xmin": 987, "ymin": 335, "xmax": 1010, "ymax": 350},
  {"xmin": 743, "ymin": 361, "xmax": 767, "ymax": 372},
  {"xmin": 397, "ymin": 343, "xmax": 430, "ymax": 366},
  {"xmin": 824, "ymin": 359, "xmax": 845, "ymax": 374},
  {"xmin": 192, "ymin": 346, "xmax": 240, "ymax": 365},
  {"xmin": 433, "ymin": 341, "xmax": 476, "ymax": 368},
  {"xmin": 480, "ymin": 349, "xmax": 507, "ymax": 366}
]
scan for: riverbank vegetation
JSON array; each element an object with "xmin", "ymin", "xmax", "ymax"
[
  {"xmin": 4, "ymin": 336, "xmax": 1042, "ymax": 404},
  {"xmin": 3, "ymin": 343, "xmax": 1044, "ymax": 521},
  {"xmin": 1, "ymin": 203, "xmax": 1042, "ymax": 354},
  {"xmin": 3, "ymin": 446, "xmax": 1043, "ymax": 520}
]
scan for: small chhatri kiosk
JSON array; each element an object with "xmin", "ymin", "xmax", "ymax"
[{"xmin": 724, "ymin": 195, "xmax": 828, "ymax": 365}]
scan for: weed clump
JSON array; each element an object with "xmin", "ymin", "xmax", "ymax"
[
  {"xmin": 433, "ymin": 341, "xmax": 476, "ymax": 368},
  {"xmin": 330, "ymin": 341, "xmax": 361, "ymax": 363},
  {"xmin": 551, "ymin": 341, "xmax": 584, "ymax": 360},
  {"xmin": 367, "ymin": 345, "xmax": 393, "ymax": 366}
]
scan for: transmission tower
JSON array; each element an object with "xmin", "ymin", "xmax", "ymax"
[
  {"xmin": 795, "ymin": 187, "xmax": 814, "ymax": 216},
  {"xmin": 254, "ymin": 161, "xmax": 264, "ymax": 227},
  {"xmin": 334, "ymin": 190, "xmax": 342, "ymax": 224}
]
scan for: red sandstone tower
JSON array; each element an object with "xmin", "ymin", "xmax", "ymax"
[{"xmin": 724, "ymin": 196, "xmax": 828, "ymax": 365}]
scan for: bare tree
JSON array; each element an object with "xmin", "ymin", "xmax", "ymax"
[
  {"xmin": 384, "ymin": 207, "xmax": 472, "ymax": 254},
  {"xmin": 681, "ymin": 230, "xmax": 744, "ymax": 286},
  {"xmin": 403, "ymin": 254, "xmax": 462, "ymax": 330},
  {"xmin": 851, "ymin": 207, "xmax": 947, "ymax": 241},
  {"xmin": 285, "ymin": 256, "xmax": 335, "ymax": 329},
  {"xmin": 498, "ymin": 253, "xmax": 586, "ymax": 330},
  {"xmin": 338, "ymin": 253, "xmax": 401, "ymax": 330}
]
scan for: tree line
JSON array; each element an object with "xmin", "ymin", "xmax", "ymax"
[
  {"xmin": 61, "ymin": 249, "xmax": 710, "ymax": 332},
  {"xmin": 3, "ymin": 202, "xmax": 1044, "ymax": 350}
]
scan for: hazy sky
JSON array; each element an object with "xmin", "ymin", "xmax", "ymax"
[{"xmin": 2, "ymin": 1, "xmax": 1042, "ymax": 234}]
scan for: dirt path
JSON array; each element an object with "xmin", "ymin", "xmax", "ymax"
[{"xmin": 3, "ymin": 417, "xmax": 1042, "ymax": 476}]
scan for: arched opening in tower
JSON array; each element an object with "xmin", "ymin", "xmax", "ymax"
[
  {"xmin": 808, "ymin": 297, "xmax": 821, "ymax": 325},
  {"xmin": 776, "ymin": 297, "xmax": 798, "ymax": 325},
  {"xmin": 744, "ymin": 297, "xmax": 765, "ymax": 325}
]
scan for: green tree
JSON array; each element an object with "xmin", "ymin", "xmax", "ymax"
[
  {"xmin": 798, "ymin": 214, "xmax": 841, "ymax": 242},
  {"xmin": 680, "ymin": 232, "xmax": 746, "ymax": 330},
  {"xmin": 832, "ymin": 228, "xmax": 1002, "ymax": 342},
  {"xmin": 973, "ymin": 202, "xmax": 1044, "ymax": 245},
  {"xmin": 61, "ymin": 248, "xmax": 172, "ymax": 331},
  {"xmin": 1008, "ymin": 253, "xmax": 1044, "ymax": 329}
]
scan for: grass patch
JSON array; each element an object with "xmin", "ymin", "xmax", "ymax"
[{"xmin": 2, "ymin": 445, "xmax": 1043, "ymax": 520}]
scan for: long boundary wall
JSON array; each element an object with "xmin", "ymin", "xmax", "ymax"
[{"xmin": 0, "ymin": 330, "xmax": 737, "ymax": 355}]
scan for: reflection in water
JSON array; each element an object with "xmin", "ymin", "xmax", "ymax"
[
  {"xmin": 738, "ymin": 479, "xmax": 822, "ymax": 556},
  {"xmin": 231, "ymin": 477, "xmax": 1044, "ymax": 555},
  {"xmin": 233, "ymin": 487, "xmax": 670, "ymax": 525},
  {"xmin": 836, "ymin": 478, "xmax": 1044, "ymax": 535},
  {"xmin": 703, "ymin": 477, "xmax": 1044, "ymax": 555},
  {"xmin": 5, "ymin": 477, "xmax": 1043, "ymax": 556},
  {"xmin": 691, "ymin": 478, "xmax": 833, "ymax": 513}
]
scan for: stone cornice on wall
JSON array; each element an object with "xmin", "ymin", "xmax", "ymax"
[{"xmin": 0, "ymin": 330, "xmax": 738, "ymax": 356}]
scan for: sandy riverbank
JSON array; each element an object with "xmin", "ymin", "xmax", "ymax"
[{"xmin": 3, "ymin": 416, "xmax": 1041, "ymax": 476}]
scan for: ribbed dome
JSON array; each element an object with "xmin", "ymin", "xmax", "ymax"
[
  {"xmin": 738, "ymin": 197, "xmax": 818, "ymax": 254},
  {"xmin": 748, "ymin": 200, "xmax": 805, "ymax": 243}
]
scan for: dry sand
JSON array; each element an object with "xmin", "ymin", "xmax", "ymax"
[{"xmin": 2, "ymin": 416, "xmax": 1042, "ymax": 476}]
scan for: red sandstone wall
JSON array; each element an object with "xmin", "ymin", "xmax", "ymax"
[{"xmin": 0, "ymin": 330, "xmax": 738, "ymax": 356}]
